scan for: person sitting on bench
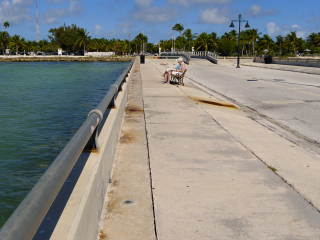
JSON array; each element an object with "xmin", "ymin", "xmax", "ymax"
[
  {"xmin": 162, "ymin": 59, "xmax": 181, "ymax": 77},
  {"xmin": 164, "ymin": 57, "xmax": 186, "ymax": 84}
]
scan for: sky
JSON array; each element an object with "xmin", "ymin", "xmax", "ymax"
[{"xmin": 0, "ymin": 0, "xmax": 319, "ymax": 44}]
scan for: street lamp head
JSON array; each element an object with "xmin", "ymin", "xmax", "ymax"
[
  {"xmin": 245, "ymin": 21, "xmax": 250, "ymax": 28},
  {"xmin": 229, "ymin": 21, "xmax": 235, "ymax": 28}
]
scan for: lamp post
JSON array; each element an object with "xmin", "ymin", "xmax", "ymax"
[{"xmin": 229, "ymin": 14, "xmax": 250, "ymax": 68}]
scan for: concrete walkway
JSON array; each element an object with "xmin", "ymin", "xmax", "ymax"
[
  {"xmin": 99, "ymin": 59, "xmax": 320, "ymax": 239},
  {"xmin": 218, "ymin": 58, "xmax": 320, "ymax": 75}
]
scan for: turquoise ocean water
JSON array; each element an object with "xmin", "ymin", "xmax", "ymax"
[{"xmin": 0, "ymin": 61, "xmax": 130, "ymax": 228}]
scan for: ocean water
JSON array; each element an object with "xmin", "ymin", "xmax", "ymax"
[{"xmin": 0, "ymin": 61, "xmax": 130, "ymax": 228}]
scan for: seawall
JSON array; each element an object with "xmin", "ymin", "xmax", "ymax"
[{"xmin": 47, "ymin": 59, "xmax": 137, "ymax": 240}]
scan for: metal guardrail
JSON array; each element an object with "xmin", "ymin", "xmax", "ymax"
[
  {"xmin": 160, "ymin": 51, "xmax": 219, "ymax": 64},
  {"xmin": 160, "ymin": 51, "xmax": 191, "ymax": 64},
  {"xmin": 255, "ymin": 56, "xmax": 320, "ymax": 64},
  {"xmin": 0, "ymin": 59, "xmax": 135, "ymax": 240},
  {"xmin": 187, "ymin": 51, "xmax": 219, "ymax": 59},
  {"xmin": 186, "ymin": 51, "xmax": 219, "ymax": 64}
]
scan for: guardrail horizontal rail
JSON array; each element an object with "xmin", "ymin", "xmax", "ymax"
[
  {"xmin": 0, "ymin": 59, "xmax": 135, "ymax": 240},
  {"xmin": 255, "ymin": 57, "xmax": 320, "ymax": 63}
]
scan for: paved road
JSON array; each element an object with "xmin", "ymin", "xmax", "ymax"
[
  {"xmin": 101, "ymin": 59, "xmax": 320, "ymax": 239},
  {"xmin": 187, "ymin": 59, "xmax": 320, "ymax": 152}
]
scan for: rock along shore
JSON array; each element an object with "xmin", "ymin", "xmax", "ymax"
[{"xmin": 0, "ymin": 56, "xmax": 134, "ymax": 62}]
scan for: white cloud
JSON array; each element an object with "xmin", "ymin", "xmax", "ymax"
[
  {"xmin": 94, "ymin": 24, "xmax": 102, "ymax": 35},
  {"xmin": 266, "ymin": 22, "xmax": 280, "ymax": 36},
  {"xmin": 266, "ymin": 22, "xmax": 309, "ymax": 38},
  {"xmin": 292, "ymin": 25, "xmax": 308, "ymax": 38},
  {"xmin": 245, "ymin": 4, "xmax": 279, "ymax": 18},
  {"xmin": 250, "ymin": 4, "xmax": 261, "ymax": 16},
  {"xmin": 42, "ymin": 0, "xmax": 83, "ymax": 25},
  {"xmin": 0, "ymin": 0, "xmax": 33, "ymax": 25},
  {"xmin": 133, "ymin": 6, "xmax": 176, "ymax": 23},
  {"xmin": 103, "ymin": 22, "xmax": 133, "ymax": 39},
  {"xmin": 168, "ymin": 0, "xmax": 232, "ymax": 6},
  {"xmin": 198, "ymin": 8, "xmax": 229, "ymax": 24},
  {"xmin": 45, "ymin": 0, "xmax": 65, "ymax": 3},
  {"xmin": 135, "ymin": 0, "xmax": 153, "ymax": 7},
  {"xmin": 291, "ymin": 24, "xmax": 300, "ymax": 29},
  {"xmin": 69, "ymin": 0, "xmax": 82, "ymax": 12}
]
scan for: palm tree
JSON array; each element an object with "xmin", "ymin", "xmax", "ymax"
[
  {"xmin": 3, "ymin": 21, "xmax": 9, "ymax": 49},
  {"xmin": 306, "ymin": 32, "xmax": 320, "ymax": 48},
  {"xmin": 10, "ymin": 35, "xmax": 25, "ymax": 53},
  {"xmin": 276, "ymin": 35, "xmax": 284, "ymax": 55},
  {"xmin": 172, "ymin": 23, "xmax": 184, "ymax": 37},
  {"xmin": 258, "ymin": 34, "xmax": 274, "ymax": 51},
  {"xmin": 211, "ymin": 32, "xmax": 219, "ymax": 52},
  {"xmin": 183, "ymin": 29, "xmax": 197, "ymax": 51},
  {"xmin": 134, "ymin": 33, "xmax": 148, "ymax": 53},
  {"xmin": 246, "ymin": 29, "xmax": 261, "ymax": 55},
  {"xmin": 3, "ymin": 21, "xmax": 9, "ymax": 29},
  {"xmin": 195, "ymin": 32, "xmax": 213, "ymax": 51},
  {"xmin": 285, "ymin": 31, "xmax": 298, "ymax": 54},
  {"xmin": 220, "ymin": 32, "xmax": 232, "ymax": 40},
  {"xmin": 240, "ymin": 30, "xmax": 250, "ymax": 56},
  {"xmin": 230, "ymin": 30, "xmax": 238, "ymax": 43},
  {"xmin": 75, "ymin": 28, "xmax": 90, "ymax": 52},
  {"xmin": 0, "ymin": 31, "xmax": 7, "ymax": 54},
  {"xmin": 221, "ymin": 30, "xmax": 238, "ymax": 46},
  {"xmin": 175, "ymin": 36, "xmax": 187, "ymax": 51}
]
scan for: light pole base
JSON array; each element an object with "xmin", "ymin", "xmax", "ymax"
[{"xmin": 236, "ymin": 65, "xmax": 240, "ymax": 68}]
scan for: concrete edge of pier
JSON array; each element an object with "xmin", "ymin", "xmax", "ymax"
[{"xmin": 49, "ymin": 59, "xmax": 137, "ymax": 240}]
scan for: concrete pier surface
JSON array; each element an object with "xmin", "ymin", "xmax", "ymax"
[{"xmin": 98, "ymin": 58, "xmax": 320, "ymax": 239}]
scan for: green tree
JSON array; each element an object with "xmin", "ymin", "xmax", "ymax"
[
  {"xmin": 74, "ymin": 28, "xmax": 91, "ymax": 52},
  {"xmin": 129, "ymin": 38, "xmax": 139, "ymax": 53},
  {"xmin": 195, "ymin": 32, "xmax": 213, "ymax": 51},
  {"xmin": 275, "ymin": 35, "xmax": 284, "ymax": 55},
  {"xmin": 162, "ymin": 39, "xmax": 172, "ymax": 52},
  {"xmin": 0, "ymin": 31, "xmax": 9, "ymax": 54},
  {"xmin": 183, "ymin": 29, "xmax": 197, "ymax": 51},
  {"xmin": 306, "ymin": 32, "xmax": 320, "ymax": 50},
  {"xmin": 3, "ymin": 21, "xmax": 9, "ymax": 29},
  {"xmin": 257, "ymin": 34, "xmax": 274, "ymax": 52},
  {"xmin": 210, "ymin": 32, "xmax": 219, "ymax": 52},
  {"xmin": 172, "ymin": 23, "xmax": 184, "ymax": 37},
  {"xmin": 134, "ymin": 33, "xmax": 148, "ymax": 53},
  {"xmin": 48, "ymin": 24, "xmax": 80, "ymax": 52},
  {"xmin": 285, "ymin": 31, "xmax": 299, "ymax": 54},
  {"xmin": 246, "ymin": 29, "xmax": 261, "ymax": 55},
  {"xmin": 175, "ymin": 36, "xmax": 187, "ymax": 51},
  {"xmin": 219, "ymin": 39, "xmax": 235, "ymax": 56},
  {"xmin": 240, "ymin": 30, "xmax": 250, "ymax": 56},
  {"xmin": 3, "ymin": 21, "xmax": 9, "ymax": 49},
  {"xmin": 9, "ymin": 35, "xmax": 25, "ymax": 53},
  {"xmin": 221, "ymin": 30, "xmax": 238, "ymax": 44}
]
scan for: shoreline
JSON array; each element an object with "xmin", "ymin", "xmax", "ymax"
[{"xmin": 0, "ymin": 56, "xmax": 134, "ymax": 62}]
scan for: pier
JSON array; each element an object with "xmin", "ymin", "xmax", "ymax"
[
  {"xmin": 1, "ymin": 57, "xmax": 320, "ymax": 239},
  {"xmin": 97, "ymin": 58, "xmax": 320, "ymax": 239}
]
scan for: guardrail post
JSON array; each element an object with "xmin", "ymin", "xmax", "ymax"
[
  {"xmin": 84, "ymin": 109, "xmax": 104, "ymax": 152},
  {"xmin": 108, "ymin": 85, "xmax": 118, "ymax": 108}
]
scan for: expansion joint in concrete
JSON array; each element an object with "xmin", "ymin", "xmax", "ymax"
[
  {"xmin": 187, "ymin": 77, "xmax": 320, "ymax": 153},
  {"xmin": 241, "ymin": 145, "xmax": 320, "ymax": 214},
  {"xmin": 178, "ymin": 78, "xmax": 320, "ymax": 214},
  {"xmin": 138, "ymin": 63, "xmax": 158, "ymax": 239}
]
